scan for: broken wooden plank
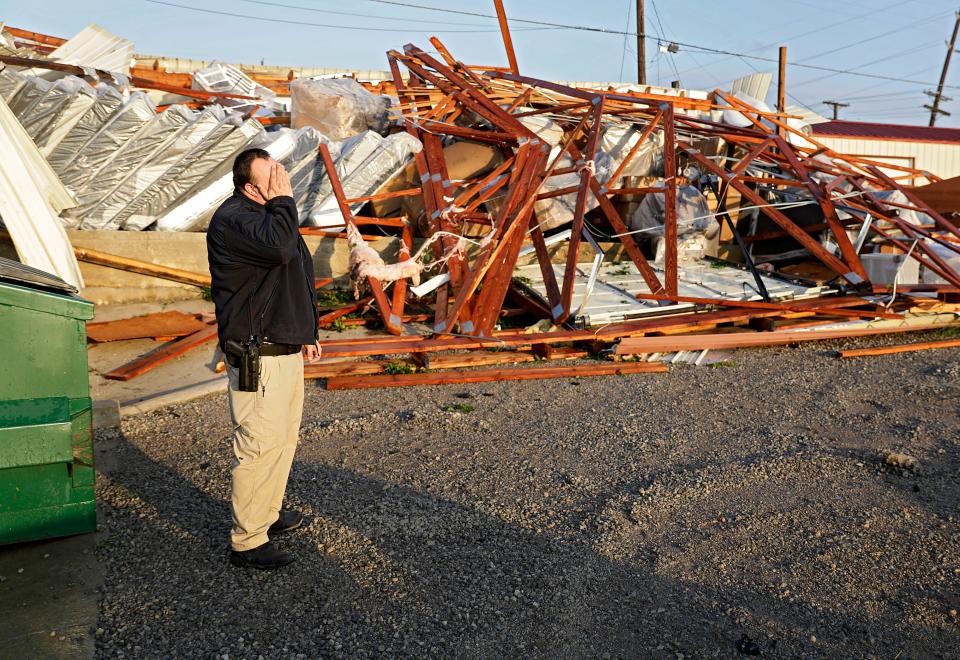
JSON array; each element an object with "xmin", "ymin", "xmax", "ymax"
[
  {"xmin": 304, "ymin": 359, "xmax": 417, "ymax": 379},
  {"xmin": 837, "ymin": 337, "xmax": 960, "ymax": 358},
  {"xmin": 423, "ymin": 350, "xmax": 536, "ymax": 370},
  {"xmin": 87, "ymin": 310, "xmax": 208, "ymax": 342},
  {"xmin": 103, "ymin": 323, "xmax": 218, "ymax": 381},
  {"xmin": 631, "ymin": 293, "xmax": 904, "ymax": 320},
  {"xmin": 318, "ymin": 297, "xmax": 372, "ymax": 327},
  {"xmin": 303, "ymin": 346, "xmax": 584, "ymax": 379},
  {"xmin": 615, "ymin": 323, "xmax": 957, "ymax": 355},
  {"xmin": 74, "ymin": 247, "xmax": 211, "ymax": 288},
  {"xmin": 325, "ymin": 361, "xmax": 667, "ymax": 390}
]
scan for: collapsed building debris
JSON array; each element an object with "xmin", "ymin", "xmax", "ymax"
[{"xmin": 1, "ymin": 22, "xmax": 959, "ymax": 389}]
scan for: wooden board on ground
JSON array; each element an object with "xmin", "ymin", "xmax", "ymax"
[
  {"xmin": 87, "ymin": 310, "xmax": 208, "ymax": 342},
  {"xmin": 837, "ymin": 337, "xmax": 960, "ymax": 358},
  {"xmin": 103, "ymin": 322, "xmax": 218, "ymax": 381},
  {"xmin": 325, "ymin": 361, "xmax": 667, "ymax": 390},
  {"xmin": 305, "ymin": 350, "xmax": 543, "ymax": 379},
  {"xmin": 304, "ymin": 359, "xmax": 417, "ymax": 379},
  {"xmin": 616, "ymin": 323, "xmax": 956, "ymax": 355}
]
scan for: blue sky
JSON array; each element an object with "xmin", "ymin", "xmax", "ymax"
[{"xmin": 5, "ymin": 0, "xmax": 960, "ymax": 126}]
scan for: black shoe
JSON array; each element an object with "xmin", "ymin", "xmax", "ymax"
[
  {"xmin": 269, "ymin": 509, "xmax": 304, "ymax": 535},
  {"xmin": 229, "ymin": 541, "xmax": 294, "ymax": 570}
]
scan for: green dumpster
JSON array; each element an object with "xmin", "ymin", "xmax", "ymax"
[{"xmin": 0, "ymin": 257, "xmax": 96, "ymax": 545}]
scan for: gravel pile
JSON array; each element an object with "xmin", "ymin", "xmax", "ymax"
[{"xmin": 94, "ymin": 334, "xmax": 960, "ymax": 658}]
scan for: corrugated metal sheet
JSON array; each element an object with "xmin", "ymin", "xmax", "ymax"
[
  {"xmin": 730, "ymin": 72, "xmax": 773, "ymax": 104},
  {"xmin": 49, "ymin": 24, "xmax": 133, "ymax": 75},
  {"xmin": 0, "ymin": 94, "xmax": 83, "ymax": 288},
  {"xmin": 812, "ymin": 120, "xmax": 960, "ymax": 144},
  {"xmin": 514, "ymin": 260, "xmax": 828, "ymax": 327}
]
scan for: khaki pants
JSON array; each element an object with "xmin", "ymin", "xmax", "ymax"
[{"xmin": 227, "ymin": 352, "xmax": 304, "ymax": 551}]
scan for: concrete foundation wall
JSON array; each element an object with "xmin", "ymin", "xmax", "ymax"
[{"xmin": 1, "ymin": 230, "xmax": 400, "ymax": 306}]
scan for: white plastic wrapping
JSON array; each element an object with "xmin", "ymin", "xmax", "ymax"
[
  {"xmin": 281, "ymin": 126, "xmax": 322, "ymax": 171},
  {"xmin": 721, "ymin": 92, "xmax": 771, "ymax": 129},
  {"xmin": 290, "ymin": 77, "xmax": 390, "ymax": 140},
  {"xmin": 32, "ymin": 78, "xmax": 97, "ymax": 156},
  {"xmin": 629, "ymin": 185, "xmax": 714, "ymax": 235},
  {"xmin": 47, "ymin": 84, "xmax": 123, "ymax": 175},
  {"xmin": 286, "ymin": 128, "xmax": 340, "ymax": 210},
  {"xmin": 534, "ymin": 150, "xmax": 583, "ymax": 232},
  {"xmin": 518, "ymin": 114, "xmax": 564, "ymax": 146},
  {"xmin": 63, "ymin": 105, "xmax": 195, "ymax": 228},
  {"xmin": 8, "ymin": 75, "xmax": 53, "ymax": 116},
  {"xmin": 306, "ymin": 131, "xmax": 422, "ymax": 227},
  {"xmin": 15, "ymin": 76, "xmax": 95, "ymax": 148},
  {"xmin": 0, "ymin": 68, "xmax": 27, "ymax": 102},
  {"xmin": 629, "ymin": 185, "xmax": 719, "ymax": 261},
  {"xmin": 120, "ymin": 117, "xmax": 262, "ymax": 230},
  {"xmin": 57, "ymin": 91, "xmax": 156, "ymax": 191},
  {"xmin": 600, "ymin": 123, "xmax": 664, "ymax": 177},
  {"xmin": 154, "ymin": 128, "xmax": 298, "ymax": 232},
  {"xmin": 81, "ymin": 106, "xmax": 227, "ymax": 230},
  {"xmin": 299, "ymin": 130, "xmax": 382, "ymax": 223},
  {"xmin": 532, "ymin": 147, "xmax": 616, "ymax": 232}
]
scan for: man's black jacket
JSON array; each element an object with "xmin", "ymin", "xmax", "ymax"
[{"xmin": 207, "ymin": 191, "xmax": 318, "ymax": 349}]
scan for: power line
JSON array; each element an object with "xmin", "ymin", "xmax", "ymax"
[
  {"xmin": 669, "ymin": 0, "xmax": 927, "ymax": 78},
  {"xmin": 142, "ymin": 0, "xmax": 558, "ymax": 33},
  {"xmin": 363, "ymin": 0, "xmax": 960, "ymax": 90},
  {"xmin": 617, "ymin": 0, "xmax": 632, "ymax": 82},
  {"xmin": 791, "ymin": 40, "xmax": 943, "ymax": 90},
  {"xmin": 146, "ymin": 0, "xmax": 960, "ymax": 91},
  {"xmin": 794, "ymin": 9, "xmax": 951, "ymax": 63},
  {"xmin": 833, "ymin": 63, "xmax": 940, "ymax": 101},
  {"xmin": 235, "ymin": 0, "xmax": 497, "ymax": 26}
]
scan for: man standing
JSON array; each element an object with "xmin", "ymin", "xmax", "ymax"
[{"xmin": 207, "ymin": 149, "xmax": 320, "ymax": 570}]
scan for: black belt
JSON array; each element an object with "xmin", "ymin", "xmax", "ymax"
[{"xmin": 260, "ymin": 342, "xmax": 301, "ymax": 356}]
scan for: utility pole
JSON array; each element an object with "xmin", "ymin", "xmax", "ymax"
[
  {"xmin": 823, "ymin": 100, "xmax": 849, "ymax": 120},
  {"xmin": 777, "ymin": 46, "xmax": 787, "ymax": 138},
  {"xmin": 636, "ymin": 0, "xmax": 646, "ymax": 85},
  {"xmin": 925, "ymin": 9, "xmax": 960, "ymax": 127}
]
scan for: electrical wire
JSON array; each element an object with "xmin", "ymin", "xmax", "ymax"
[
  {"xmin": 669, "ymin": 0, "xmax": 928, "ymax": 78},
  {"xmin": 236, "ymin": 0, "xmax": 498, "ymax": 26},
  {"xmin": 649, "ymin": 0, "xmax": 682, "ymax": 85},
  {"xmin": 790, "ymin": 40, "xmax": 944, "ymax": 90},
  {"xmin": 794, "ymin": 9, "xmax": 951, "ymax": 63},
  {"xmin": 355, "ymin": 0, "xmax": 960, "ymax": 89},
  {"xmin": 142, "ymin": 0, "xmax": 560, "ymax": 33},
  {"xmin": 146, "ymin": 0, "xmax": 960, "ymax": 91},
  {"xmin": 617, "ymin": 0, "xmax": 632, "ymax": 82}
]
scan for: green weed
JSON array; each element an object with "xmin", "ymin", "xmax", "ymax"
[
  {"xmin": 383, "ymin": 361, "xmax": 415, "ymax": 375},
  {"xmin": 442, "ymin": 403, "xmax": 475, "ymax": 413},
  {"xmin": 708, "ymin": 360, "xmax": 737, "ymax": 368}
]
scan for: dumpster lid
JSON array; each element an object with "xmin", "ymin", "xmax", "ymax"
[{"xmin": 0, "ymin": 257, "xmax": 78, "ymax": 295}]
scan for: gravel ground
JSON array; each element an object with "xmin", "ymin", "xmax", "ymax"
[{"xmin": 93, "ymin": 332, "xmax": 960, "ymax": 658}]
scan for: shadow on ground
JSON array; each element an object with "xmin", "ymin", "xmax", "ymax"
[{"xmin": 92, "ymin": 424, "xmax": 959, "ymax": 658}]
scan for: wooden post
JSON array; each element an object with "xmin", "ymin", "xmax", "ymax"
[
  {"xmin": 662, "ymin": 102, "xmax": 678, "ymax": 296},
  {"xmin": 636, "ymin": 0, "xmax": 646, "ymax": 85},
  {"xmin": 926, "ymin": 10, "xmax": 960, "ymax": 127},
  {"xmin": 777, "ymin": 46, "xmax": 786, "ymax": 138},
  {"xmin": 492, "ymin": 0, "xmax": 520, "ymax": 76}
]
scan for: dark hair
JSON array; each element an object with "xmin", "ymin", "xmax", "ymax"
[{"xmin": 233, "ymin": 148, "xmax": 271, "ymax": 190}]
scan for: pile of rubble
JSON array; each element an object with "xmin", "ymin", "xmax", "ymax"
[{"xmin": 2, "ymin": 22, "xmax": 959, "ymax": 389}]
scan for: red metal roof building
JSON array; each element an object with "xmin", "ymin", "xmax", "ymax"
[
  {"xmin": 809, "ymin": 120, "xmax": 960, "ymax": 184},
  {"xmin": 811, "ymin": 120, "xmax": 960, "ymax": 146}
]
